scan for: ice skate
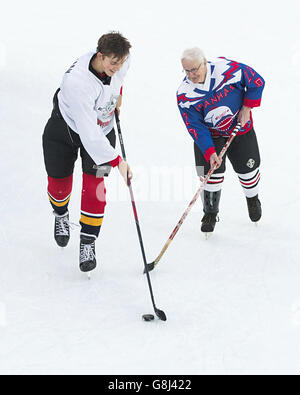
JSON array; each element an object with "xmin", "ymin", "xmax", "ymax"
[
  {"xmin": 201, "ymin": 190, "xmax": 221, "ymax": 238},
  {"xmin": 79, "ymin": 235, "xmax": 97, "ymax": 274},
  {"xmin": 246, "ymin": 194, "xmax": 262, "ymax": 223},
  {"xmin": 54, "ymin": 211, "xmax": 70, "ymax": 247},
  {"xmin": 201, "ymin": 213, "xmax": 219, "ymax": 239}
]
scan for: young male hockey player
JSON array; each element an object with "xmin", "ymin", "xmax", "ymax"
[
  {"xmin": 177, "ymin": 48, "xmax": 265, "ymax": 235},
  {"xmin": 42, "ymin": 32, "xmax": 132, "ymax": 273}
]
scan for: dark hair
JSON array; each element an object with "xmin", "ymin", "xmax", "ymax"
[{"xmin": 97, "ymin": 31, "xmax": 131, "ymax": 60}]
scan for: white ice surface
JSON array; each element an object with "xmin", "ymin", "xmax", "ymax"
[{"xmin": 0, "ymin": 0, "xmax": 300, "ymax": 375}]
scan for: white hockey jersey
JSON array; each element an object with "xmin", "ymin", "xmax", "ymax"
[{"xmin": 58, "ymin": 52, "xmax": 130, "ymax": 165}]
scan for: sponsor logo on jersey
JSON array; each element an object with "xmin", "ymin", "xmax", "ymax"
[
  {"xmin": 98, "ymin": 95, "xmax": 119, "ymax": 119},
  {"xmin": 97, "ymin": 119, "xmax": 111, "ymax": 128}
]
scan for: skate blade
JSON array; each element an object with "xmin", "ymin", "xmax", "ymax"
[
  {"xmin": 87, "ymin": 272, "xmax": 91, "ymax": 280},
  {"xmin": 204, "ymin": 232, "xmax": 212, "ymax": 240}
]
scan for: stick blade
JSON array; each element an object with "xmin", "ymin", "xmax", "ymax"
[
  {"xmin": 155, "ymin": 308, "xmax": 167, "ymax": 321},
  {"xmin": 144, "ymin": 262, "xmax": 155, "ymax": 274}
]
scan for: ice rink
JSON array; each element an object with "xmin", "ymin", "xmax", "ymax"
[{"xmin": 0, "ymin": 0, "xmax": 300, "ymax": 374}]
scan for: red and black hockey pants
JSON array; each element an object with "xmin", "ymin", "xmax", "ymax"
[{"xmin": 42, "ymin": 104, "xmax": 116, "ymax": 239}]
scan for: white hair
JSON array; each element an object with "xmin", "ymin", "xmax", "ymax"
[{"xmin": 181, "ymin": 47, "xmax": 206, "ymax": 63}]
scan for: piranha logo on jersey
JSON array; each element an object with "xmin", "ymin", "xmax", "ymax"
[{"xmin": 204, "ymin": 106, "xmax": 237, "ymax": 132}]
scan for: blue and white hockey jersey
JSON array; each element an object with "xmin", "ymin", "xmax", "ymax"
[{"xmin": 177, "ymin": 57, "xmax": 265, "ymax": 161}]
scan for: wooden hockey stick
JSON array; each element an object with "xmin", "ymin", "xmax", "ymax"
[{"xmin": 145, "ymin": 122, "xmax": 242, "ymax": 272}]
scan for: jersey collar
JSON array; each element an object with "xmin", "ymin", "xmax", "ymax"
[{"xmin": 89, "ymin": 54, "xmax": 111, "ymax": 85}]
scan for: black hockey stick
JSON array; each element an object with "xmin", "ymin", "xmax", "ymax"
[{"xmin": 114, "ymin": 110, "xmax": 167, "ymax": 321}]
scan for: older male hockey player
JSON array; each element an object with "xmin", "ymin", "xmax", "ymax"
[
  {"xmin": 42, "ymin": 32, "xmax": 132, "ymax": 272},
  {"xmin": 177, "ymin": 48, "xmax": 265, "ymax": 235}
]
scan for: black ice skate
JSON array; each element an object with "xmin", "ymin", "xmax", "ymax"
[
  {"xmin": 201, "ymin": 213, "xmax": 219, "ymax": 233},
  {"xmin": 201, "ymin": 190, "xmax": 221, "ymax": 238},
  {"xmin": 246, "ymin": 194, "xmax": 262, "ymax": 223},
  {"xmin": 79, "ymin": 235, "xmax": 97, "ymax": 274},
  {"xmin": 54, "ymin": 211, "xmax": 70, "ymax": 247}
]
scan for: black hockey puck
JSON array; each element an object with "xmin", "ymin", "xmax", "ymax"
[{"xmin": 142, "ymin": 314, "xmax": 155, "ymax": 322}]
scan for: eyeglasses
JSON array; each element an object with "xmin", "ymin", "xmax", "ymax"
[
  {"xmin": 183, "ymin": 64, "xmax": 202, "ymax": 75},
  {"xmin": 109, "ymin": 57, "xmax": 127, "ymax": 67}
]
